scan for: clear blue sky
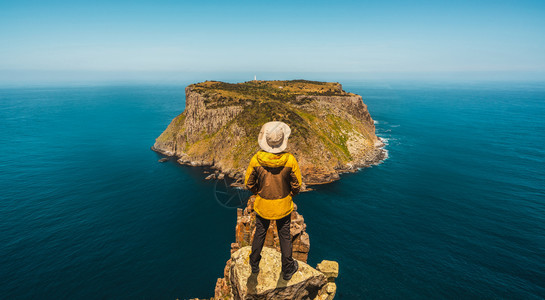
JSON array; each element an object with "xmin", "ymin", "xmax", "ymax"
[{"xmin": 1, "ymin": 0, "xmax": 544, "ymax": 81}]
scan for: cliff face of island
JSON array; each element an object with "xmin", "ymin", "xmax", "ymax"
[{"xmin": 152, "ymin": 80, "xmax": 385, "ymax": 186}]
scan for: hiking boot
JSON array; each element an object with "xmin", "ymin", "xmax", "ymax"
[{"xmin": 282, "ymin": 260, "xmax": 298, "ymax": 281}]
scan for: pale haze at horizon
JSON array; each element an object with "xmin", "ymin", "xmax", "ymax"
[{"xmin": 1, "ymin": 0, "xmax": 544, "ymax": 83}]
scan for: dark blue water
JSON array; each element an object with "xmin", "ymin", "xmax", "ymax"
[{"xmin": 1, "ymin": 81, "xmax": 544, "ymax": 299}]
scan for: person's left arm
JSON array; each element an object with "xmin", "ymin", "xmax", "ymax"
[{"xmin": 288, "ymin": 154, "xmax": 302, "ymax": 196}]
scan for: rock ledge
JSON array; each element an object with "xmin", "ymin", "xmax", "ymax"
[{"xmin": 217, "ymin": 246, "xmax": 336, "ymax": 300}]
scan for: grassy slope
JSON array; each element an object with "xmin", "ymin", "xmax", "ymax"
[{"xmin": 203, "ymin": 81, "xmax": 358, "ymax": 163}]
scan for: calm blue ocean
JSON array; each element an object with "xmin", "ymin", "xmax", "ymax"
[{"xmin": 1, "ymin": 81, "xmax": 544, "ymax": 299}]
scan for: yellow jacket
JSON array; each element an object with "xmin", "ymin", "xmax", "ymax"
[{"xmin": 244, "ymin": 151, "xmax": 302, "ymax": 220}]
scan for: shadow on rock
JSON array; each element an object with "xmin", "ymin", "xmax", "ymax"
[{"xmin": 246, "ymin": 273, "xmax": 258, "ymax": 294}]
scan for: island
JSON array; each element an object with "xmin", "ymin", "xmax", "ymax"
[{"xmin": 152, "ymin": 79, "xmax": 385, "ymax": 187}]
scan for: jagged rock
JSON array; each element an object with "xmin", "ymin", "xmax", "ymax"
[
  {"xmin": 214, "ymin": 276, "xmax": 232, "ymax": 299},
  {"xmin": 230, "ymin": 182, "xmax": 245, "ymax": 188},
  {"xmin": 208, "ymin": 194, "xmax": 339, "ymax": 300},
  {"xmin": 232, "ymin": 196, "xmax": 310, "ymax": 262},
  {"xmin": 205, "ymin": 173, "xmax": 216, "ymax": 180},
  {"xmin": 229, "ymin": 247, "xmax": 328, "ymax": 300},
  {"xmin": 316, "ymin": 261, "xmax": 339, "ymax": 281},
  {"xmin": 315, "ymin": 282, "xmax": 337, "ymax": 300},
  {"xmin": 158, "ymin": 157, "xmax": 169, "ymax": 162}
]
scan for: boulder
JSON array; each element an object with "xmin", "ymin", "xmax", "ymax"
[
  {"xmin": 229, "ymin": 246, "xmax": 328, "ymax": 300},
  {"xmin": 316, "ymin": 261, "xmax": 339, "ymax": 281}
]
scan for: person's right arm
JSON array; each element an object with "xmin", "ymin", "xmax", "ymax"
[{"xmin": 244, "ymin": 154, "xmax": 259, "ymax": 194}]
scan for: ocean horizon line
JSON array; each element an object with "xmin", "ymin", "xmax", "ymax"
[{"xmin": 1, "ymin": 70, "xmax": 545, "ymax": 87}]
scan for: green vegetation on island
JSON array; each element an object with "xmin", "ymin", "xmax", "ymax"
[
  {"xmin": 194, "ymin": 80, "xmax": 354, "ymax": 108},
  {"xmin": 153, "ymin": 80, "xmax": 385, "ymax": 186}
]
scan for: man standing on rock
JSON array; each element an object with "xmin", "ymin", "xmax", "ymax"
[{"xmin": 244, "ymin": 121, "xmax": 302, "ymax": 281}]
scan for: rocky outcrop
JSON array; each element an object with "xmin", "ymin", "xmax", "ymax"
[
  {"xmin": 153, "ymin": 80, "xmax": 385, "ymax": 186},
  {"xmin": 316, "ymin": 261, "xmax": 339, "ymax": 282},
  {"xmin": 213, "ymin": 247, "xmax": 337, "ymax": 300},
  {"xmin": 207, "ymin": 196, "xmax": 338, "ymax": 300},
  {"xmin": 231, "ymin": 196, "xmax": 310, "ymax": 262}
]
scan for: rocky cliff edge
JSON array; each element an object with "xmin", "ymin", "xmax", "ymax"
[
  {"xmin": 207, "ymin": 196, "xmax": 338, "ymax": 300},
  {"xmin": 213, "ymin": 247, "xmax": 338, "ymax": 300}
]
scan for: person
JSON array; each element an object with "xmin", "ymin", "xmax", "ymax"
[{"xmin": 244, "ymin": 121, "xmax": 302, "ymax": 281}]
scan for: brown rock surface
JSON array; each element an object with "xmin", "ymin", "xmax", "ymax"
[
  {"xmin": 316, "ymin": 261, "xmax": 339, "ymax": 282},
  {"xmin": 208, "ymin": 196, "xmax": 339, "ymax": 299},
  {"xmin": 228, "ymin": 247, "xmax": 328, "ymax": 300}
]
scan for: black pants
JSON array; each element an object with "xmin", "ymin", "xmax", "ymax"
[{"xmin": 250, "ymin": 213, "xmax": 295, "ymax": 273}]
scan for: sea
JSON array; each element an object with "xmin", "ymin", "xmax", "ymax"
[{"xmin": 1, "ymin": 79, "xmax": 544, "ymax": 299}]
